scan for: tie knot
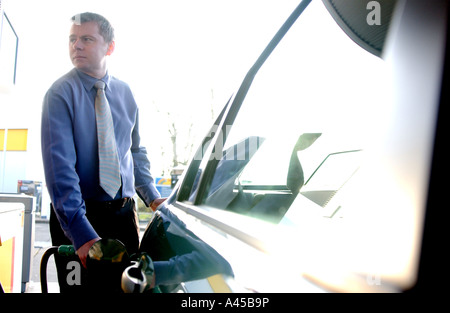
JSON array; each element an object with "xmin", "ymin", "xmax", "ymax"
[{"xmin": 95, "ymin": 80, "xmax": 106, "ymax": 90}]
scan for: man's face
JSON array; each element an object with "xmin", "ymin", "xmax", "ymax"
[{"xmin": 69, "ymin": 21, "xmax": 114, "ymax": 78}]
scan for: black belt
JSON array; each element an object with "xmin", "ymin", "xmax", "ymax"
[{"xmin": 85, "ymin": 197, "xmax": 132, "ymax": 210}]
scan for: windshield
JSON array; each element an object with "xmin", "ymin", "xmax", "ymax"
[{"xmin": 189, "ymin": 0, "xmax": 388, "ymax": 223}]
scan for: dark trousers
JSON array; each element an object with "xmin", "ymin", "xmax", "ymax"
[{"xmin": 49, "ymin": 198, "xmax": 140, "ymax": 293}]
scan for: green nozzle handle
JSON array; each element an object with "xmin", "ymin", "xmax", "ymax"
[{"xmin": 58, "ymin": 245, "xmax": 76, "ymax": 256}]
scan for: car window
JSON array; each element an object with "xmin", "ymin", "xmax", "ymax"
[{"xmin": 187, "ymin": 1, "xmax": 387, "ymax": 223}]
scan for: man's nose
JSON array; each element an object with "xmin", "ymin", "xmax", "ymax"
[{"xmin": 72, "ymin": 38, "xmax": 83, "ymax": 50}]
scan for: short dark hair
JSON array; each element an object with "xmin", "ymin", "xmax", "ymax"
[{"xmin": 71, "ymin": 12, "xmax": 115, "ymax": 43}]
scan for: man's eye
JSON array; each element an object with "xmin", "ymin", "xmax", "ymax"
[{"xmin": 83, "ymin": 37, "xmax": 94, "ymax": 42}]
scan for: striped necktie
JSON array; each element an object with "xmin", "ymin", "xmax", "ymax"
[{"xmin": 94, "ymin": 80, "xmax": 121, "ymax": 198}]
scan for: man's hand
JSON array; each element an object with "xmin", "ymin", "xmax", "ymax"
[
  {"xmin": 149, "ymin": 197, "xmax": 167, "ymax": 211},
  {"xmin": 77, "ymin": 237, "xmax": 101, "ymax": 268}
]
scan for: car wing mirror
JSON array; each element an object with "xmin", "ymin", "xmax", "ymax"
[{"xmin": 287, "ymin": 133, "xmax": 321, "ymax": 193}]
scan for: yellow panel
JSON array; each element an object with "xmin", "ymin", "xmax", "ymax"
[
  {"xmin": 208, "ymin": 274, "xmax": 232, "ymax": 293},
  {"xmin": 6, "ymin": 129, "xmax": 28, "ymax": 151},
  {"xmin": 0, "ymin": 129, "xmax": 5, "ymax": 150},
  {"xmin": 0, "ymin": 237, "xmax": 15, "ymax": 293}
]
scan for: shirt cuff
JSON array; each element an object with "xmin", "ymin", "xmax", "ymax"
[
  {"xmin": 67, "ymin": 213, "xmax": 100, "ymax": 250},
  {"xmin": 136, "ymin": 183, "xmax": 161, "ymax": 207}
]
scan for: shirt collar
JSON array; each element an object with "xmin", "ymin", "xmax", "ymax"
[{"xmin": 75, "ymin": 68, "xmax": 111, "ymax": 92}]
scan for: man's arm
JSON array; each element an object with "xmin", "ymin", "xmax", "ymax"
[{"xmin": 41, "ymin": 88, "xmax": 99, "ymax": 251}]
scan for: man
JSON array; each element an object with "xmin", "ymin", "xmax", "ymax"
[{"xmin": 41, "ymin": 12, "xmax": 164, "ymax": 292}]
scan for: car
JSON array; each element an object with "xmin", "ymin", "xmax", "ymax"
[{"xmin": 139, "ymin": 0, "xmax": 447, "ymax": 293}]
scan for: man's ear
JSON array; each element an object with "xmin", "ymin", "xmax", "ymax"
[{"xmin": 106, "ymin": 41, "xmax": 115, "ymax": 56}]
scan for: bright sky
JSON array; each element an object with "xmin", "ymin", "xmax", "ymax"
[{"xmin": 3, "ymin": 0, "xmax": 303, "ymax": 177}]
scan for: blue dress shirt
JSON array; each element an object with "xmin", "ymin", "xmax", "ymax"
[{"xmin": 41, "ymin": 68, "xmax": 160, "ymax": 250}]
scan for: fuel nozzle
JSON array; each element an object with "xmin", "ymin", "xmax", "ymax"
[
  {"xmin": 87, "ymin": 238, "xmax": 130, "ymax": 293},
  {"xmin": 121, "ymin": 252, "xmax": 155, "ymax": 293}
]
